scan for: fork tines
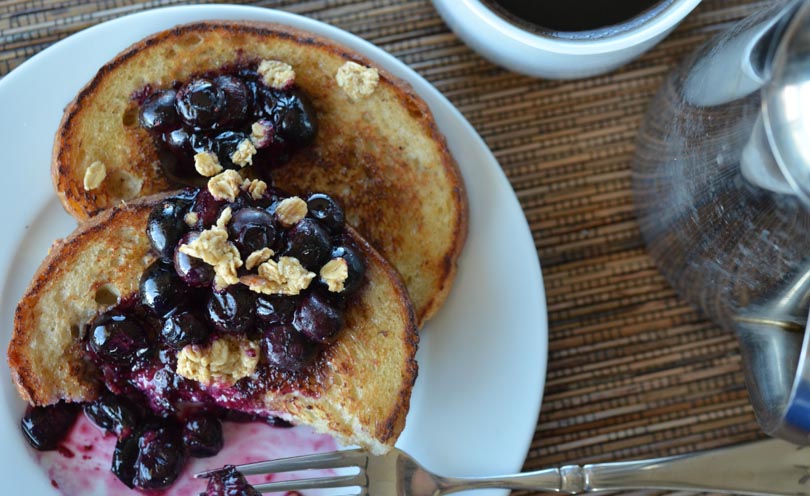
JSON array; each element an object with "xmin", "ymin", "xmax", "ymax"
[{"xmin": 195, "ymin": 448, "xmax": 369, "ymax": 494}]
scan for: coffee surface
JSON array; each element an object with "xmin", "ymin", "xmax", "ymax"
[{"xmin": 484, "ymin": 0, "xmax": 666, "ymax": 32}]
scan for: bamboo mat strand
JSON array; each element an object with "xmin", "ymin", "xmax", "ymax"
[{"xmin": 0, "ymin": 1, "xmax": 775, "ymax": 494}]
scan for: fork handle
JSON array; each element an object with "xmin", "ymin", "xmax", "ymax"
[{"xmin": 438, "ymin": 439, "xmax": 810, "ymax": 495}]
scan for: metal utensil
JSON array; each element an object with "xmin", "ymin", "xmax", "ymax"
[{"xmin": 196, "ymin": 439, "xmax": 810, "ymax": 495}]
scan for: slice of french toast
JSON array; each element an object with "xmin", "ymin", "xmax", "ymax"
[
  {"xmin": 7, "ymin": 193, "xmax": 418, "ymax": 454},
  {"xmin": 52, "ymin": 21, "xmax": 467, "ymax": 327}
]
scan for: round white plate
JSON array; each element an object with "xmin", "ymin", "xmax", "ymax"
[{"xmin": 0, "ymin": 5, "xmax": 547, "ymax": 495}]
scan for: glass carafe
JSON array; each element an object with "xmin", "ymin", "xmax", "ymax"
[{"xmin": 632, "ymin": 0, "xmax": 810, "ymax": 442}]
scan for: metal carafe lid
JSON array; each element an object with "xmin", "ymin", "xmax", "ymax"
[
  {"xmin": 763, "ymin": 0, "xmax": 810, "ymax": 204},
  {"xmin": 736, "ymin": 0, "xmax": 810, "ymax": 445}
]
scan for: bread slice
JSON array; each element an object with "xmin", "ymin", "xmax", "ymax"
[
  {"xmin": 52, "ymin": 21, "xmax": 468, "ymax": 327},
  {"xmin": 7, "ymin": 193, "xmax": 418, "ymax": 454}
]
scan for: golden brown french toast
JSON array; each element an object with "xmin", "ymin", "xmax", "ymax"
[
  {"xmin": 52, "ymin": 21, "xmax": 467, "ymax": 326},
  {"xmin": 8, "ymin": 193, "xmax": 418, "ymax": 455}
]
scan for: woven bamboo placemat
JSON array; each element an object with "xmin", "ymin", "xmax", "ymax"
[{"xmin": 1, "ymin": 0, "xmax": 777, "ymax": 494}]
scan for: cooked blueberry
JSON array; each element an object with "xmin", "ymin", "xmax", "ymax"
[
  {"xmin": 258, "ymin": 86, "xmax": 284, "ymax": 121},
  {"xmin": 88, "ymin": 312, "xmax": 150, "ymax": 365},
  {"xmin": 140, "ymin": 261, "xmax": 189, "ymax": 316},
  {"xmin": 112, "ymin": 428, "xmax": 140, "ymax": 488},
  {"xmin": 228, "ymin": 207, "xmax": 277, "ymax": 256},
  {"xmin": 162, "ymin": 127, "xmax": 192, "ymax": 154},
  {"xmin": 190, "ymin": 189, "xmax": 227, "ymax": 228},
  {"xmin": 182, "ymin": 414, "xmax": 223, "ymax": 458},
  {"xmin": 174, "ymin": 232, "xmax": 215, "ymax": 287},
  {"xmin": 83, "ymin": 393, "xmax": 140, "ymax": 437},
  {"xmin": 172, "ymin": 188, "xmax": 201, "ymax": 204},
  {"xmin": 161, "ymin": 309, "xmax": 211, "ymax": 348},
  {"xmin": 277, "ymin": 91, "xmax": 317, "ymax": 146},
  {"xmin": 147, "ymin": 199, "xmax": 190, "ymax": 260},
  {"xmin": 241, "ymin": 72, "xmax": 260, "ymax": 103},
  {"xmin": 158, "ymin": 139, "xmax": 206, "ymax": 187},
  {"xmin": 212, "ymin": 130, "xmax": 250, "ymax": 169},
  {"xmin": 207, "ymin": 285, "xmax": 257, "ymax": 334},
  {"xmin": 190, "ymin": 132, "xmax": 216, "ymax": 155},
  {"xmin": 215, "ymin": 75, "xmax": 250, "ymax": 127},
  {"xmin": 292, "ymin": 291, "xmax": 344, "ymax": 344},
  {"xmin": 260, "ymin": 323, "xmax": 317, "ymax": 371},
  {"xmin": 222, "ymin": 410, "xmax": 260, "ymax": 423},
  {"xmin": 176, "ymin": 79, "xmax": 224, "ymax": 129},
  {"xmin": 331, "ymin": 244, "xmax": 366, "ymax": 295},
  {"xmin": 255, "ymin": 295, "xmax": 297, "ymax": 324},
  {"xmin": 139, "ymin": 89, "xmax": 178, "ymax": 131},
  {"xmin": 21, "ymin": 402, "xmax": 79, "ymax": 451},
  {"xmin": 283, "ymin": 218, "xmax": 332, "ymax": 271},
  {"xmin": 134, "ymin": 423, "xmax": 186, "ymax": 489},
  {"xmin": 306, "ymin": 193, "xmax": 344, "ymax": 234},
  {"xmin": 249, "ymin": 185, "xmax": 285, "ymax": 210},
  {"xmin": 203, "ymin": 465, "xmax": 261, "ymax": 496}
]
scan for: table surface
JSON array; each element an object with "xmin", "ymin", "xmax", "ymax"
[{"xmin": 0, "ymin": 0, "xmax": 773, "ymax": 494}]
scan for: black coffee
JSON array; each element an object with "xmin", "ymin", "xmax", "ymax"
[{"xmin": 483, "ymin": 0, "xmax": 668, "ymax": 32}]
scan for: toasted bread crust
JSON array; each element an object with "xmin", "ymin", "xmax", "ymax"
[
  {"xmin": 53, "ymin": 21, "xmax": 467, "ymax": 326},
  {"xmin": 8, "ymin": 194, "xmax": 417, "ymax": 452},
  {"xmin": 9, "ymin": 203, "xmax": 157, "ymax": 405}
]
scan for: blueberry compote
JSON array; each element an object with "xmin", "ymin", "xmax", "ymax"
[
  {"xmin": 20, "ymin": 187, "xmax": 365, "ymax": 492},
  {"xmin": 201, "ymin": 465, "xmax": 261, "ymax": 496},
  {"xmin": 137, "ymin": 63, "xmax": 317, "ymax": 186}
]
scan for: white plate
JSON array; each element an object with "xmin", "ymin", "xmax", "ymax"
[{"xmin": 0, "ymin": 5, "xmax": 547, "ymax": 495}]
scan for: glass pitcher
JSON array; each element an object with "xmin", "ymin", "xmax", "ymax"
[{"xmin": 632, "ymin": 0, "xmax": 810, "ymax": 443}]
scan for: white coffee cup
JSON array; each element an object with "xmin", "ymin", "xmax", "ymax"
[{"xmin": 432, "ymin": 0, "xmax": 702, "ymax": 79}]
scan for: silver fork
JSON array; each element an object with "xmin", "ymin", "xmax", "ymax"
[{"xmin": 196, "ymin": 438, "xmax": 810, "ymax": 495}]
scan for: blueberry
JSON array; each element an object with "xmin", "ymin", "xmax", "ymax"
[
  {"xmin": 176, "ymin": 79, "xmax": 224, "ymax": 129},
  {"xmin": 134, "ymin": 423, "xmax": 186, "ymax": 489},
  {"xmin": 203, "ymin": 466, "xmax": 261, "ymax": 496},
  {"xmin": 212, "ymin": 130, "xmax": 250, "ymax": 169},
  {"xmin": 174, "ymin": 232, "xmax": 215, "ymax": 287},
  {"xmin": 255, "ymin": 295, "xmax": 297, "ymax": 324},
  {"xmin": 277, "ymin": 91, "xmax": 317, "ymax": 146},
  {"xmin": 215, "ymin": 74, "xmax": 250, "ymax": 127},
  {"xmin": 242, "ymin": 76, "xmax": 264, "ymax": 115},
  {"xmin": 283, "ymin": 218, "xmax": 332, "ymax": 271},
  {"xmin": 83, "ymin": 393, "xmax": 140, "ymax": 437},
  {"xmin": 172, "ymin": 188, "xmax": 201, "ymax": 204},
  {"xmin": 139, "ymin": 89, "xmax": 179, "ymax": 132},
  {"xmin": 331, "ymin": 244, "xmax": 366, "ymax": 295},
  {"xmin": 21, "ymin": 402, "xmax": 79, "ymax": 451},
  {"xmin": 147, "ymin": 199, "xmax": 190, "ymax": 260},
  {"xmin": 228, "ymin": 207, "xmax": 277, "ymax": 256},
  {"xmin": 292, "ymin": 291, "xmax": 344, "ymax": 344},
  {"xmin": 190, "ymin": 132, "xmax": 216, "ymax": 155},
  {"xmin": 182, "ymin": 414, "xmax": 223, "ymax": 458},
  {"xmin": 112, "ymin": 428, "xmax": 140, "ymax": 488},
  {"xmin": 260, "ymin": 323, "xmax": 317, "ymax": 371},
  {"xmin": 206, "ymin": 285, "xmax": 257, "ymax": 334},
  {"xmin": 139, "ymin": 261, "xmax": 190, "ymax": 316},
  {"xmin": 88, "ymin": 312, "xmax": 150, "ymax": 365},
  {"xmin": 161, "ymin": 309, "xmax": 211, "ymax": 348},
  {"xmin": 190, "ymin": 189, "xmax": 228, "ymax": 229},
  {"xmin": 250, "ymin": 185, "xmax": 285, "ymax": 211},
  {"xmin": 162, "ymin": 127, "xmax": 192, "ymax": 155},
  {"xmin": 157, "ymin": 134, "xmax": 207, "ymax": 187},
  {"xmin": 306, "ymin": 193, "xmax": 344, "ymax": 235},
  {"xmin": 258, "ymin": 86, "xmax": 285, "ymax": 122}
]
